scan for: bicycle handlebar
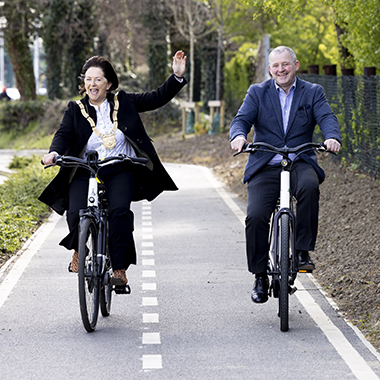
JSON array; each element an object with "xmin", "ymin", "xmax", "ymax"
[
  {"xmin": 42, "ymin": 152, "xmax": 148, "ymax": 172},
  {"xmin": 234, "ymin": 141, "xmax": 337, "ymax": 157}
]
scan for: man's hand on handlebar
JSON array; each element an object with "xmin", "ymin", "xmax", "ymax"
[
  {"xmin": 42, "ymin": 151, "xmax": 59, "ymax": 165},
  {"xmin": 230, "ymin": 136, "xmax": 248, "ymax": 153},
  {"xmin": 324, "ymin": 138, "xmax": 341, "ymax": 153}
]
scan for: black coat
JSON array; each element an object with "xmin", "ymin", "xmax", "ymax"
[{"xmin": 39, "ymin": 74, "xmax": 187, "ymax": 215}]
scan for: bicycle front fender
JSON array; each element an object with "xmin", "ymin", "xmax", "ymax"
[{"xmin": 273, "ymin": 208, "xmax": 296, "ymax": 276}]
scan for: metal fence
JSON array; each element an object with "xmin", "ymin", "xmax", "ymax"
[{"xmin": 299, "ymin": 74, "xmax": 380, "ymax": 178}]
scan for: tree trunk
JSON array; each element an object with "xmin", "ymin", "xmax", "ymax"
[
  {"xmin": 3, "ymin": 2, "xmax": 36, "ymax": 100},
  {"xmin": 189, "ymin": 29, "xmax": 194, "ymax": 102},
  {"xmin": 144, "ymin": 0, "xmax": 169, "ymax": 89},
  {"xmin": 215, "ymin": 22, "xmax": 222, "ymax": 102},
  {"xmin": 335, "ymin": 23, "xmax": 354, "ymax": 70},
  {"xmin": 42, "ymin": 0, "xmax": 71, "ymax": 99}
]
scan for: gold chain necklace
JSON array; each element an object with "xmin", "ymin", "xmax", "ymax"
[{"xmin": 76, "ymin": 93, "xmax": 120, "ymax": 149}]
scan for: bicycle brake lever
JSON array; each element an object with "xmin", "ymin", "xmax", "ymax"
[
  {"xmin": 233, "ymin": 143, "xmax": 253, "ymax": 157},
  {"xmin": 322, "ymin": 144, "xmax": 338, "ymax": 155},
  {"xmin": 42, "ymin": 155, "xmax": 62, "ymax": 168},
  {"xmin": 317, "ymin": 144, "xmax": 338, "ymax": 156}
]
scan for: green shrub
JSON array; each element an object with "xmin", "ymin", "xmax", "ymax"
[
  {"xmin": 0, "ymin": 100, "xmax": 46, "ymax": 133},
  {"xmin": 0, "ymin": 98, "xmax": 69, "ymax": 149},
  {"xmin": 224, "ymin": 43, "xmax": 257, "ymax": 119},
  {"xmin": 8, "ymin": 156, "xmax": 33, "ymax": 169},
  {"xmin": 141, "ymin": 101, "xmax": 182, "ymax": 136},
  {"xmin": 0, "ymin": 156, "xmax": 57, "ymax": 256},
  {"xmin": 39, "ymin": 99, "xmax": 69, "ymax": 135}
]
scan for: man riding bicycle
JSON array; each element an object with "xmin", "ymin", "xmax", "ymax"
[{"xmin": 230, "ymin": 46, "xmax": 341, "ymax": 304}]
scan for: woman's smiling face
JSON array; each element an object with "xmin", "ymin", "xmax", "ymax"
[{"xmin": 84, "ymin": 66, "xmax": 112, "ymax": 107}]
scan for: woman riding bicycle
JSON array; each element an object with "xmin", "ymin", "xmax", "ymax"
[{"xmin": 39, "ymin": 51, "xmax": 187, "ymax": 286}]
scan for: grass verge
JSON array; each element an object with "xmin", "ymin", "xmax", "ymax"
[{"xmin": 0, "ymin": 156, "xmax": 57, "ymax": 266}]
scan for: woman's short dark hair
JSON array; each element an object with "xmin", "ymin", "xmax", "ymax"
[{"xmin": 78, "ymin": 56, "xmax": 119, "ymax": 95}]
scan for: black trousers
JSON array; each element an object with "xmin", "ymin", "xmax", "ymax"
[
  {"xmin": 60, "ymin": 166, "xmax": 136, "ymax": 271},
  {"xmin": 245, "ymin": 161, "xmax": 320, "ymax": 274}
]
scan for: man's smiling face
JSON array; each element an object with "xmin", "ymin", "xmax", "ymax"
[{"xmin": 269, "ymin": 51, "xmax": 299, "ymax": 94}]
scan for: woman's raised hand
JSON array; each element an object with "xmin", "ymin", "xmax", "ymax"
[{"xmin": 172, "ymin": 50, "xmax": 187, "ymax": 78}]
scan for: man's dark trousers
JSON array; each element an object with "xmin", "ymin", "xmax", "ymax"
[{"xmin": 245, "ymin": 160, "xmax": 319, "ymax": 274}]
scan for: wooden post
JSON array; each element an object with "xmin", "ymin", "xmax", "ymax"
[
  {"xmin": 363, "ymin": 67, "xmax": 376, "ymax": 76},
  {"xmin": 323, "ymin": 65, "xmax": 337, "ymax": 76},
  {"xmin": 194, "ymin": 102, "xmax": 199, "ymax": 124},
  {"xmin": 341, "ymin": 68, "xmax": 354, "ymax": 76},
  {"xmin": 181, "ymin": 107, "xmax": 186, "ymax": 134},
  {"xmin": 309, "ymin": 65, "xmax": 319, "ymax": 74},
  {"xmin": 220, "ymin": 100, "xmax": 225, "ymax": 132},
  {"xmin": 208, "ymin": 100, "xmax": 225, "ymax": 133},
  {"xmin": 210, "ymin": 106, "xmax": 215, "ymax": 125},
  {"xmin": 181, "ymin": 102, "xmax": 200, "ymax": 134}
]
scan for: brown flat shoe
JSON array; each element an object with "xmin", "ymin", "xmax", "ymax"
[
  {"xmin": 111, "ymin": 269, "xmax": 128, "ymax": 286},
  {"xmin": 70, "ymin": 251, "xmax": 79, "ymax": 273}
]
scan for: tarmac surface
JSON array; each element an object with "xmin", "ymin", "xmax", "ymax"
[{"xmin": 1, "ymin": 153, "xmax": 380, "ymax": 379}]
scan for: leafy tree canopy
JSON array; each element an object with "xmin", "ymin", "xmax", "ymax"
[{"xmin": 241, "ymin": 0, "xmax": 380, "ymax": 73}]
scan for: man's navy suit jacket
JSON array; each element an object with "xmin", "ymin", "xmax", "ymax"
[{"xmin": 230, "ymin": 77, "xmax": 341, "ymax": 184}]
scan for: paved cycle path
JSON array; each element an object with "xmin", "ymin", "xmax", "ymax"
[{"xmin": 0, "ymin": 163, "xmax": 379, "ymax": 379}]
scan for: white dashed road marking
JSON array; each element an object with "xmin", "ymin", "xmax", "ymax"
[
  {"xmin": 142, "ymin": 354, "xmax": 162, "ymax": 369},
  {"xmin": 140, "ymin": 200, "xmax": 162, "ymax": 370},
  {"xmin": 143, "ymin": 313, "xmax": 159, "ymax": 323}
]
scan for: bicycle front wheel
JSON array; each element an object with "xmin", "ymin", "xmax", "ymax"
[
  {"xmin": 100, "ymin": 257, "xmax": 112, "ymax": 317},
  {"xmin": 279, "ymin": 213, "xmax": 290, "ymax": 332},
  {"xmin": 78, "ymin": 218, "xmax": 100, "ymax": 332}
]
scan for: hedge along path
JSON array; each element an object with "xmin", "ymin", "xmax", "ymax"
[{"xmin": 0, "ymin": 154, "xmax": 57, "ymax": 267}]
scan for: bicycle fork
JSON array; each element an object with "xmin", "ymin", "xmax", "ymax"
[
  {"xmin": 83, "ymin": 176, "xmax": 108, "ymax": 285},
  {"xmin": 270, "ymin": 170, "xmax": 298, "ymax": 296}
]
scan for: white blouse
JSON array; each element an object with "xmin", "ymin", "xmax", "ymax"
[{"xmin": 86, "ymin": 99, "xmax": 136, "ymax": 160}]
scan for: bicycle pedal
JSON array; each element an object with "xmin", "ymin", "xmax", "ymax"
[
  {"xmin": 298, "ymin": 269, "xmax": 313, "ymax": 273},
  {"xmin": 113, "ymin": 284, "xmax": 131, "ymax": 295},
  {"xmin": 288, "ymin": 286, "xmax": 297, "ymax": 295}
]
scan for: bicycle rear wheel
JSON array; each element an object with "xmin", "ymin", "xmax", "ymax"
[
  {"xmin": 279, "ymin": 213, "xmax": 290, "ymax": 332},
  {"xmin": 78, "ymin": 218, "xmax": 100, "ymax": 332}
]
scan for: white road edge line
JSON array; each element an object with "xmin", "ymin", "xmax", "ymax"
[
  {"xmin": 307, "ymin": 273, "xmax": 380, "ymax": 363},
  {"xmin": 201, "ymin": 165, "xmax": 380, "ymax": 380},
  {"xmin": 295, "ymin": 279, "xmax": 379, "ymax": 380},
  {"xmin": 0, "ymin": 212, "xmax": 61, "ymax": 309}
]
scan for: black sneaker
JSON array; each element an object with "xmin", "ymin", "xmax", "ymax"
[{"xmin": 297, "ymin": 251, "xmax": 315, "ymax": 271}]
